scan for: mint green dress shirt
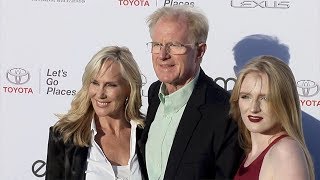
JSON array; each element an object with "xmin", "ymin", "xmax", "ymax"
[{"xmin": 146, "ymin": 71, "xmax": 200, "ymax": 180}]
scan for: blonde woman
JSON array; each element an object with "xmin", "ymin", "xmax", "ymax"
[{"xmin": 45, "ymin": 46, "xmax": 147, "ymax": 180}]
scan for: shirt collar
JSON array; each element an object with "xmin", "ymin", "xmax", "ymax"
[
  {"xmin": 91, "ymin": 118, "xmax": 98, "ymax": 136},
  {"xmin": 158, "ymin": 69, "xmax": 200, "ymax": 114}
]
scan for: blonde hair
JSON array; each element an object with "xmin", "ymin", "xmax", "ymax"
[
  {"xmin": 229, "ymin": 55, "xmax": 314, "ymax": 180},
  {"xmin": 53, "ymin": 46, "xmax": 144, "ymax": 147}
]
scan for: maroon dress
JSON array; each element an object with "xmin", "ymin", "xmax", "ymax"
[{"xmin": 234, "ymin": 135, "xmax": 288, "ymax": 180}]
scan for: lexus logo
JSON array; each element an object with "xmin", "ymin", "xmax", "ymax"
[
  {"xmin": 6, "ymin": 68, "xmax": 31, "ymax": 85},
  {"xmin": 297, "ymin": 80, "xmax": 319, "ymax": 97}
]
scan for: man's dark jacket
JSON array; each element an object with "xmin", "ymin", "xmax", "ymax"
[{"xmin": 139, "ymin": 69, "xmax": 243, "ymax": 180}]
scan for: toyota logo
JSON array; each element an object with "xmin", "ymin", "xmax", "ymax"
[
  {"xmin": 6, "ymin": 68, "xmax": 31, "ymax": 85},
  {"xmin": 297, "ymin": 80, "xmax": 319, "ymax": 97}
]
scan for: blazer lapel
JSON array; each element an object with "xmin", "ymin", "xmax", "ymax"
[{"xmin": 164, "ymin": 70, "xmax": 207, "ymax": 179}]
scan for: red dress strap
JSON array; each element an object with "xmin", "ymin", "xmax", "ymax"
[{"xmin": 233, "ymin": 134, "xmax": 288, "ymax": 180}]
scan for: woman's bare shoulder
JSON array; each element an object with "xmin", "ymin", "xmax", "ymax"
[{"xmin": 262, "ymin": 136, "xmax": 309, "ymax": 180}]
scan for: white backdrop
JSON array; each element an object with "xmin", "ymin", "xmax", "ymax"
[{"xmin": 0, "ymin": 0, "xmax": 319, "ymax": 179}]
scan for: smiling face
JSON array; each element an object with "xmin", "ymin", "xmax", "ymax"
[
  {"xmin": 151, "ymin": 16, "xmax": 200, "ymax": 93},
  {"xmin": 238, "ymin": 71, "xmax": 281, "ymax": 135},
  {"xmin": 89, "ymin": 60, "xmax": 130, "ymax": 119}
]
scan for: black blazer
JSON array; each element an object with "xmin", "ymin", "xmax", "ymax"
[
  {"xmin": 45, "ymin": 126, "xmax": 148, "ymax": 180},
  {"xmin": 139, "ymin": 69, "xmax": 243, "ymax": 180}
]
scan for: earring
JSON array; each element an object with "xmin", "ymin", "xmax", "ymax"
[{"xmin": 125, "ymin": 97, "xmax": 129, "ymax": 105}]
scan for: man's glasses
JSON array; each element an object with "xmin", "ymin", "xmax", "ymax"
[{"xmin": 146, "ymin": 42, "xmax": 195, "ymax": 55}]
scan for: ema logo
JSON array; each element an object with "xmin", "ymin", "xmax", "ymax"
[
  {"xmin": 3, "ymin": 67, "xmax": 34, "ymax": 94},
  {"xmin": 141, "ymin": 73, "xmax": 148, "ymax": 97},
  {"xmin": 297, "ymin": 80, "xmax": 319, "ymax": 97},
  {"xmin": 6, "ymin": 68, "xmax": 30, "ymax": 85},
  {"xmin": 214, "ymin": 77, "xmax": 236, "ymax": 91},
  {"xmin": 32, "ymin": 160, "xmax": 46, "ymax": 177}
]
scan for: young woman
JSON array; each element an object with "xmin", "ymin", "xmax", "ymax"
[{"xmin": 230, "ymin": 55, "xmax": 314, "ymax": 180}]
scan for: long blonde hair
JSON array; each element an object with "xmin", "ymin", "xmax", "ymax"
[
  {"xmin": 53, "ymin": 46, "xmax": 144, "ymax": 147},
  {"xmin": 229, "ymin": 55, "xmax": 314, "ymax": 180}
]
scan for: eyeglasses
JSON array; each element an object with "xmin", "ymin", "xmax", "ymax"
[{"xmin": 146, "ymin": 42, "xmax": 195, "ymax": 55}]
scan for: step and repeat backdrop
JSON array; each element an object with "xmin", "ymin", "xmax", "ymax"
[{"xmin": 0, "ymin": 0, "xmax": 319, "ymax": 179}]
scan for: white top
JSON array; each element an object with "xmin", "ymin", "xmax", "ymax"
[
  {"xmin": 85, "ymin": 119, "xmax": 143, "ymax": 180},
  {"xmin": 112, "ymin": 165, "xmax": 130, "ymax": 180}
]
